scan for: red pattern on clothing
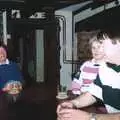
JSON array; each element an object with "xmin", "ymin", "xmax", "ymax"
[
  {"xmin": 82, "ymin": 79, "xmax": 93, "ymax": 84},
  {"xmin": 71, "ymin": 81, "xmax": 81, "ymax": 90},
  {"xmin": 82, "ymin": 66, "xmax": 99, "ymax": 73}
]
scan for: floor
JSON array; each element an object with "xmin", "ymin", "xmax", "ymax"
[{"xmin": 7, "ymin": 83, "xmax": 57, "ymax": 120}]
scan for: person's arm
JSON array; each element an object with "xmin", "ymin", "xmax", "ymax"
[
  {"xmin": 85, "ymin": 111, "xmax": 120, "ymax": 120},
  {"xmin": 71, "ymin": 92, "xmax": 97, "ymax": 108},
  {"xmin": 57, "ymin": 92, "xmax": 96, "ymax": 114},
  {"xmin": 95, "ymin": 113, "xmax": 120, "ymax": 120},
  {"xmin": 58, "ymin": 108, "xmax": 120, "ymax": 120}
]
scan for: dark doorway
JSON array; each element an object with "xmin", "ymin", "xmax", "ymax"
[
  {"xmin": 7, "ymin": 19, "xmax": 58, "ymax": 120},
  {"xmin": 8, "ymin": 19, "xmax": 47, "ymax": 86}
]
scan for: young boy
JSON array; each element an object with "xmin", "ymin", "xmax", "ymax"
[{"xmin": 71, "ymin": 36, "xmax": 106, "ymax": 95}]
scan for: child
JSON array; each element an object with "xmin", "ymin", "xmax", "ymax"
[{"xmin": 71, "ymin": 36, "xmax": 106, "ymax": 95}]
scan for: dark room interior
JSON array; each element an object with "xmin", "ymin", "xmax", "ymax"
[{"xmin": 0, "ymin": 0, "xmax": 120, "ymax": 120}]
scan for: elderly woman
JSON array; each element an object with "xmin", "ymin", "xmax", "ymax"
[
  {"xmin": 0, "ymin": 44, "xmax": 23, "ymax": 119},
  {"xmin": 0, "ymin": 45, "xmax": 23, "ymax": 94}
]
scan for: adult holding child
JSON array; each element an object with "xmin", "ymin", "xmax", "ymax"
[
  {"xmin": 57, "ymin": 29, "xmax": 120, "ymax": 120},
  {"xmin": 71, "ymin": 34, "xmax": 106, "ymax": 96}
]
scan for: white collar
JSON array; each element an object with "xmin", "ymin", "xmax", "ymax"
[
  {"xmin": 0, "ymin": 59, "xmax": 9, "ymax": 65},
  {"xmin": 91, "ymin": 59, "xmax": 106, "ymax": 66}
]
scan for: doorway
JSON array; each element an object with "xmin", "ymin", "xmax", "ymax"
[
  {"xmin": 7, "ymin": 20, "xmax": 45, "ymax": 86},
  {"xmin": 6, "ymin": 19, "xmax": 59, "ymax": 120}
]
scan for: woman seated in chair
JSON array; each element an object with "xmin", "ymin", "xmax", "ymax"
[{"xmin": 0, "ymin": 44, "xmax": 23, "ymax": 119}]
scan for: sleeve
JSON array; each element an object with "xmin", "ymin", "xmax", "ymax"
[
  {"xmin": 10, "ymin": 62, "xmax": 24, "ymax": 83},
  {"xmin": 88, "ymin": 82, "xmax": 103, "ymax": 100},
  {"xmin": 71, "ymin": 70, "xmax": 81, "ymax": 95},
  {"xmin": 71, "ymin": 78, "xmax": 81, "ymax": 94},
  {"xmin": 102, "ymin": 85, "xmax": 120, "ymax": 110},
  {"xmin": 82, "ymin": 74, "xmax": 102, "ymax": 101},
  {"xmin": 94, "ymin": 73, "xmax": 120, "ymax": 110},
  {"xmin": 79, "ymin": 61, "xmax": 88, "ymax": 82},
  {"xmin": 79, "ymin": 61, "xmax": 88, "ymax": 71},
  {"xmin": 0, "ymin": 62, "xmax": 24, "ymax": 89}
]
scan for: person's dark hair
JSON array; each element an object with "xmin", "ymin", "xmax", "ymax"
[{"xmin": 97, "ymin": 29, "xmax": 120, "ymax": 44}]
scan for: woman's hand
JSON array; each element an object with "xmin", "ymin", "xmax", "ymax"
[{"xmin": 2, "ymin": 83, "xmax": 12, "ymax": 92}]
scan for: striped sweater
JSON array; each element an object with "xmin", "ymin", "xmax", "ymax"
[
  {"xmin": 71, "ymin": 60, "xmax": 120, "ymax": 113},
  {"xmin": 71, "ymin": 59, "xmax": 100, "ymax": 95}
]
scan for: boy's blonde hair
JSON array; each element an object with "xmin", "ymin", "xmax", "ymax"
[{"xmin": 89, "ymin": 35, "xmax": 103, "ymax": 49}]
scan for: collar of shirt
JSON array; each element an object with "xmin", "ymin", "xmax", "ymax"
[
  {"xmin": 91, "ymin": 59, "xmax": 106, "ymax": 66},
  {"xmin": 0, "ymin": 59, "xmax": 9, "ymax": 65}
]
